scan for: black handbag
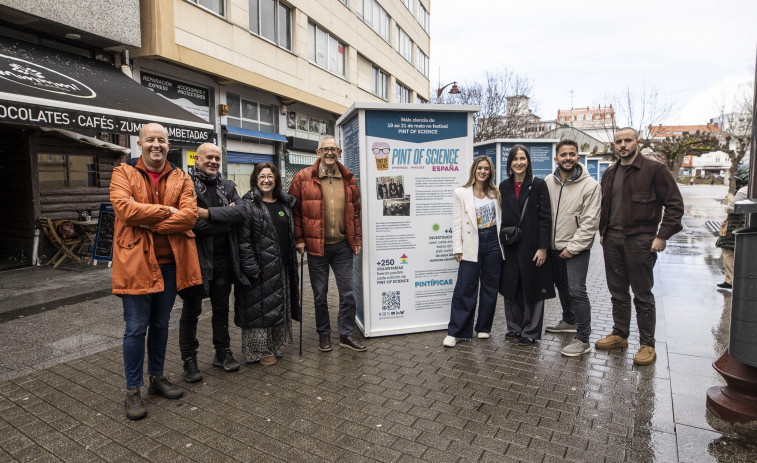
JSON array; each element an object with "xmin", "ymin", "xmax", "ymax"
[{"xmin": 501, "ymin": 197, "xmax": 528, "ymax": 245}]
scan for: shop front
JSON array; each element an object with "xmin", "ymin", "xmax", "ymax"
[{"xmin": 0, "ymin": 37, "xmax": 213, "ymax": 266}]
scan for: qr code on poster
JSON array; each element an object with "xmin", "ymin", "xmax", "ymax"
[{"xmin": 381, "ymin": 291, "xmax": 400, "ymax": 311}]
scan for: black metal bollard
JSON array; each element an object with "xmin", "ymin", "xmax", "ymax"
[{"xmin": 730, "ymin": 227, "xmax": 757, "ymax": 367}]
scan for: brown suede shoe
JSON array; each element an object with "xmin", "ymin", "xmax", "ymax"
[
  {"xmin": 634, "ymin": 346, "xmax": 656, "ymax": 366},
  {"xmin": 339, "ymin": 335, "xmax": 367, "ymax": 352},
  {"xmin": 595, "ymin": 334, "xmax": 628, "ymax": 350},
  {"xmin": 318, "ymin": 334, "xmax": 332, "ymax": 352}
]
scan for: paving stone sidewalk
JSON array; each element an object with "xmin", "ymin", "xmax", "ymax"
[{"xmin": 1, "ymin": 185, "xmax": 757, "ymax": 462}]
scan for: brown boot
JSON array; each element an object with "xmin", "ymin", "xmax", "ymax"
[{"xmin": 634, "ymin": 346, "xmax": 656, "ymax": 366}]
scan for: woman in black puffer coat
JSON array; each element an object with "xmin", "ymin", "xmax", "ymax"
[{"xmin": 235, "ymin": 162, "xmax": 300, "ymax": 365}]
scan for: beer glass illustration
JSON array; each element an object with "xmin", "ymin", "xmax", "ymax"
[{"xmin": 372, "ymin": 141, "xmax": 390, "ymax": 171}]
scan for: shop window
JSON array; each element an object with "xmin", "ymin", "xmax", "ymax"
[
  {"xmin": 38, "ymin": 154, "xmax": 96, "ymax": 188},
  {"xmin": 308, "ymin": 23, "xmax": 346, "ymax": 77},
  {"xmin": 188, "ymin": 0, "xmax": 225, "ymax": 16},
  {"xmin": 227, "ymin": 92, "xmax": 276, "ymax": 132},
  {"xmin": 249, "ymin": 0, "xmax": 292, "ymax": 50},
  {"xmin": 285, "ymin": 110, "xmax": 334, "ymax": 137}
]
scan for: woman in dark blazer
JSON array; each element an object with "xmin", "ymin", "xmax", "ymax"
[{"xmin": 499, "ymin": 145, "xmax": 555, "ymax": 345}]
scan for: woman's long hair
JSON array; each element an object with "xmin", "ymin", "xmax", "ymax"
[
  {"xmin": 250, "ymin": 162, "xmax": 282, "ymax": 198},
  {"xmin": 462, "ymin": 155, "xmax": 500, "ymax": 203},
  {"xmin": 506, "ymin": 144, "xmax": 533, "ymax": 178}
]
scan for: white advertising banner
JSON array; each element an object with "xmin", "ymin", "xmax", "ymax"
[{"xmin": 338, "ymin": 103, "xmax": 477, "ymax": 337}]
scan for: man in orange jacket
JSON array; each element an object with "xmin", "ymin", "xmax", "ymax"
[{"xmin": 110, "ymin": 123, "xmax": 202, "ymax": 420}]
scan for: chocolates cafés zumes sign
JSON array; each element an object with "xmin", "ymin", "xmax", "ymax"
[{"xmin": 0, "ymin": 54, "xmax": 211, "ymax": 144}]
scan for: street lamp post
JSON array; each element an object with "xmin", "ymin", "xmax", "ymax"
[{"xmin": 436, "ymin": 81, "xmax": 461, "ymax": 102}]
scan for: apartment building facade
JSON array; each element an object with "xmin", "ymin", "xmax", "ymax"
[{"xmin": 133, "ymin": 0, "xmax": 432, "ymax": 192}]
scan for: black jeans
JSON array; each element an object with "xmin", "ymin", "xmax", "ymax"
[
  {"xmin": 179, "ymin": 259, "xmax": 232, "ymax": 359},
  {"xmin": 602, "ymin": 236, "xmax": 657, "ymax": 347},
  {"xmin": 552, "ymin": 249, "xmax": 591, "ymax": 342},
  {"xmin": 308, "ymin": 241, "xmax": 356, "ymax": 337}
]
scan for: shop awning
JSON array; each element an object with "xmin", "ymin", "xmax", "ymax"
[
  {"xmin": 40, "ymin": 127, "xmax": 130, "ymax": 155},
  {"xmin": 0, "ymin": 37, "xmax": 213, "ymax": 144},
  {"xmin": 224, "ymin": 125, "xmax": 288, "ymax": 143},
  {"xmin": 227, "ymin": 151, "xmax": 274, "ymax": 164},
  {"xmin": 287, "ymin": 150, "xmax": 318, "ymax": 166}
]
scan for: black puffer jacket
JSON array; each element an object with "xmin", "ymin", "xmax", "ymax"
[{"xmin": 234, "ymin": 187, "xmax": 301, "ymax": 329}]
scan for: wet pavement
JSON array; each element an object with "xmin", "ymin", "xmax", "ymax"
[{"xmin": 1, "ymin": 184, "xmax": 757, "ymax": 462}]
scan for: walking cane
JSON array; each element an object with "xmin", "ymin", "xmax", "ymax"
[{"xmin": 299, "ymin": 251, "xmax": 304, "ymax": 356}]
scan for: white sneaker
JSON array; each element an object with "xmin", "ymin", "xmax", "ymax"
[
  {"xmin": 442, "ymin": 336, "xmax": 457, "ymax": 347},
  {"xmin": 476, "ymin": 332, "xmax": 490, "ymax": 339}
]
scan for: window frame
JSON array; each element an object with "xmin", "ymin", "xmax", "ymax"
[
  {"xmin": 356, "ymin": 0, "xmax": 391, "ymax": 43},
  {"xmin": 37, "ymin": 153, "xmax": 97, "ymax": 189},
  {"xmin": 371, "ymin": 64, "xmax": 388, "ymax": 100},
  {"xmin": 396, "ymin": 82, "xmax": 411, "ymax": 103},
  {"xmin": 249, "ymin": 0, "xmax": 293, "ymax": 51},
  {"xmin": 416, "ymin": 0, "xmax": 429, "ymax": 34},
  {"xmin": 395, "ymin": 26, "xmax": 413, "ymax": 64},
  {"xmin": 308, "ymin": 22, "xmax": 347, "ymax": 78},
  {"xmin": 186, "ymin": 0, "xmax": 225, "ymax": 17},
  {"xmin": 416, "ymin": 48, "xmax": 429, "ymax": 77},
  {"xmin": 226, "ymin": 92, "xmax": 277, "ymax": 133}
]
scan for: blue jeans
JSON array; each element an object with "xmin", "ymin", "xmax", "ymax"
[
  {"xmin": 448, "ymin": 227, "xmax": 503, "ymax": 339},
  {"xmin": 552, "ymin": 249, "xmax": 592, "ymax": 342},
  {"xmin": 308, "ymin": 241, "xmax": 356, "ymax": 337},
  {"xmin": 122, "ymin": 264, "xmax": 177, "ymax": 390}
]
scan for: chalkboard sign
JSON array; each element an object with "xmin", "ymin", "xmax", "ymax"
[{"xmin": 93, "ymin": 203, "xmax": 115, "ymax": 261}]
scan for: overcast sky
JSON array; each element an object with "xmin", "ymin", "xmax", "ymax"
[{"xmin": 429, "ymin": 0, "xmax": 757, "ymax": 126}]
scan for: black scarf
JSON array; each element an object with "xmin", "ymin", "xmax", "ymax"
[{"xmin": 190, "ymin": 165, "xmax": 229, "ymax": 207}]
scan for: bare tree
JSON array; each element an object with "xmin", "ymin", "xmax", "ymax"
[
  {"xmin": 715, "ymin": 82, "xmax": 753, "ymax": 194},
  {"xmin": 438, "ymin": 70, "xmax": 534, "ymax": 143},
  {"xmin": 655, "ymin": 130, "xmax": 721, "ymax": 177},
  {"xmin": 602, "ymin": 83, "xmax": 673, "ymax": 149}
]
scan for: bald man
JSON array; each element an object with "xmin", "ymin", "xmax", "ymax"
[
  {"xmin": 178, "ymin": 143, "xmax": 246, "ymax": 382},
  {"xmin": 110, "ymin": 123, "xmax": 201, "ymax": 420}
]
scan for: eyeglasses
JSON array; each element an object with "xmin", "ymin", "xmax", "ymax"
[
  {"xmin": 257, "ymin": 175, "xmax": 275, "ymax": 181},
  {"xmin": 318, "ymin": 147, "xmax": 340, "ymax": 153},
  {"xmin": 372, "ymin": 148, "xmax": 390, "ymax": 155}
]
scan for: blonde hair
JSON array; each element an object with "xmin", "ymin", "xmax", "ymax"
[{"xmin": 463, "ymin": 156, "xmax": 500, "ymax": 203}]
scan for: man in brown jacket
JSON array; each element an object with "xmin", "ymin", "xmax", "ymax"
[
  {"xmin": 289, "ymin": 135, "xmax": 365, "ymax": 353},
  {"xmin": 110, "ymin": 123, "xmax": 201, "ymax": 420},
  {"xmin": 595, "ymin": 127, "xmax": 683, "ymax": 366}
]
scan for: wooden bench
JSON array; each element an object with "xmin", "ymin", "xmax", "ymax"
[{"xmin": 704, "ymin": 220, "xmax": 722, "ymax": 236}]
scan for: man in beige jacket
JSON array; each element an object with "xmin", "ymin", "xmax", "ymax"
[{"xmin": 545, "ymin": 139, "xmax": 601, "ymax": 357}]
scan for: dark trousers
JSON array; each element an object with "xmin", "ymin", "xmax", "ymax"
[
  {"xmin": 552, "ymin": 249, "xmax": 592, "ymax": 342},
  {"xmin": 602, "ymin": 235, "xmax": 657, "ymax": 347},
  {"xmin": 179, "ymin": 259, "xmax": 232, "ymax": 359},
  {"xmin": 122, "ymin": 264, "xmax": 176, "ymax": 390},
  {"xmin": 308, "ymin": 241, "xmax": 356, "ymax": 337},
  {"xmin": 504, "ymin": 288, "xmax": 545, "ymax": 340},
  {"xmin": 448, "ymin": 227, "xmax": 502, "ymax": 338}
]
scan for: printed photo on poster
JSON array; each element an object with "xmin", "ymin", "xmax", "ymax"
[
  {"xmin": 383, "ymin": 197, "xmax": 411, "ymax": 216},
  {"xmin": 375, "ymin": 175, "xmax": 405, "ymax": 199},
  {"xmin": 287, "ymin": 110, "xmax": 297, "ymax": 129},
  {"xmin": 297, "ymin": 114, "xmax": 308, "ymax": 131}
]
